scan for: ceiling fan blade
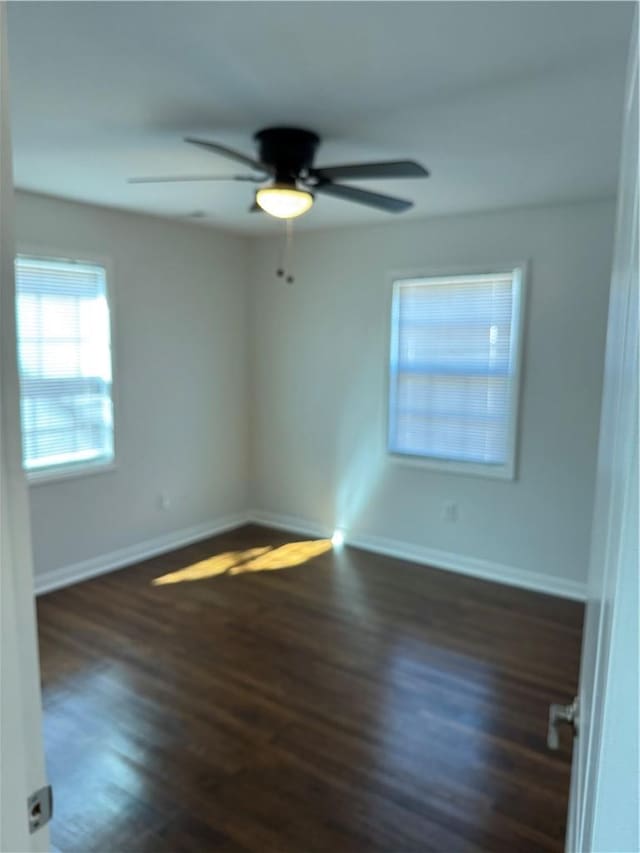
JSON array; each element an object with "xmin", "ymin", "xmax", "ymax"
[
  {"xmin": 314, "ymin": 181, "xmax": 413, "ymax": 213},
  {"xmin": 311, "ymin": 160, "xmax": 429, "ymax": 181},
  {"xmin": 184, "ymin": 136, "xmax": 272, "ymax": 174},
  {"xmin": 128, "ymin": 174, "xmax": 265, "ymax": 184}
]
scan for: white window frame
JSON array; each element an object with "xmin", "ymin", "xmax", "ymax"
[
  {"xmin": 385, "ymin": 262, "xmax": 527, "ymax": 481},
  {"xmin": 15, "ymin": 247, "xmax": 119, "ymax": 486}
]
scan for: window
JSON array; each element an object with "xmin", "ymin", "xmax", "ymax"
[
  {"xmin": 15, "ymin": 255, "xmax": 115, "ymax": 479},
  {"xmin": 388, "ymin": 267, "xmax": 524, "ymax": 478}
]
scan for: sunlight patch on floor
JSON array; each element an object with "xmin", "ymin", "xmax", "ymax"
[
  {"xmin": 229, "ymin": 539, "xmax": 332, "ymax": 574},
  {"xmin": 151, "ymin": 540, "xmax": 332, "ymax": 586}
]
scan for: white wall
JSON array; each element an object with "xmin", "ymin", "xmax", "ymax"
[
  {"xmin": 249, "ymin": 199, "xmax": 615, "ymax": 596},
  {"xmin": 15, "ymin": 192, "xmax": 250, "ymax": 580},
  {"xmin": 18, "ymin": 192, "xmax": 615, "ymax": 599}
]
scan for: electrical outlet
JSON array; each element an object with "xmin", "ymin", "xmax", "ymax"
[
  {"xmin": 442, "ymin": 501, "xmax": 458, "ymax": 523},
  {"xmin": 158, "ymin": 491, "xmax": 170, "ymax": 511}
]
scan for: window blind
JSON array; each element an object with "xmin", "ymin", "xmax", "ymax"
[
  {"xmin": 15, "ymin": 256, "xmax": 114, "ymax": 474},
  {"xmin": 388, "ymin": 271, "xmax": 521, "ymax": 467}
]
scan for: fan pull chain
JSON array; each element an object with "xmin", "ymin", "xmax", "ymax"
[
  {"xmin": 285, "ymin": 219, "xmax": 294, "ymax": 284},
  {"xmin": 276, "ymin": 234, "xmax": 285, "ymax": 279},
  {"xmin": 276, "ymin": 219, "xmax": 295, "ymax": 284}
]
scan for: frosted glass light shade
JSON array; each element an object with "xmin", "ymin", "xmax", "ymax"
[{"xmin": 256, "ymin": 184, "xmax": 314, "ymax": 219}]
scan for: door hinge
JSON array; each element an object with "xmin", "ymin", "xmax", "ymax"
[
  {"xmin": 27, "ymin": 785, "xmax": 52, "ymax": 834},
  {"xmin": 547, "ymin": 696, "xmax": 579, "ymax": 750}
]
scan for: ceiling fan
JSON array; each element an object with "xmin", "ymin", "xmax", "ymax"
[{"xmin": 128, "ymin": 127, "xmax": 429, "ymax": 220}]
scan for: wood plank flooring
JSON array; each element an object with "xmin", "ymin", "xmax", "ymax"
[{"xmin": 37, "ymin": 524, "xmax": 583, "ymax": 852}]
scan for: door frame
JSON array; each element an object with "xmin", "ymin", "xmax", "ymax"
[
  {"xmin": 565, "ymin": 11, "xmax": 639, "ymax": 852},
  {"xmin": 0, "ymin": 4, "xmax": 50, "ymax": 851}
]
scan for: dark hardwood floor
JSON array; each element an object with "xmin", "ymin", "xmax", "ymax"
[{"xmin": 37, "ymin": 524, "xmax": 583, "ymax": 853}]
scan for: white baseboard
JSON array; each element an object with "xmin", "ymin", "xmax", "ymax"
[
  {"xmin": 34, "ymin": 511, "xmax": 250, "ymax": 596},
  {"xmin": 344, "ymin": 530, "xmax": 586, "ymax": 601},
  {"xmin": 248, "ymin": 509, "xmax": 333, "ymax": 541},
  {"xmin": 35, "ymin": 507, "xmax": 587, "ymax": 602},
  {"xmin": 247, "ymin": 509, "xmax": 587, "ymax": 601}
]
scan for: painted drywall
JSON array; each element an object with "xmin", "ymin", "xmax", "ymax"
[
  {"xmin": 15, "ymin": 192, "xmax": 250, "ymax": 578},
  {"xmin": 17, "ymin": 191, "xmax": 615, "ymax": 597},
  {"xmin": 248, "ymin": 199, "xmax": 615, "ymax": 592}
]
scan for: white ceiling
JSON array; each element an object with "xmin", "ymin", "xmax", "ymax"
[{"xmin": 7, "ymin": 1, "xmax": 634, "ymax": 234}]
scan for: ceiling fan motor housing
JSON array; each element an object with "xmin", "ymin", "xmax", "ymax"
[
  {"xmin": 254, "ymin": 127, "xmax": 320, "ymax": 183},
  {"xmin": 132, "ymin": 128, "xmax": 427, "ymax": 214}
]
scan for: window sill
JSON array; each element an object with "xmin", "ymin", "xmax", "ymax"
[
  {"xmin": 387, "ymin": 451, "xmax": 516, "ymax": 481},
  {"xmin": 26, "ymin": 460, "xmax": 117, "ymax": 486}
]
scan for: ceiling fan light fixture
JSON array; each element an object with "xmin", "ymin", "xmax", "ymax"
[{"xmin": 255, "ymin": 183, "xmax": 314, "ymax": 219}]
